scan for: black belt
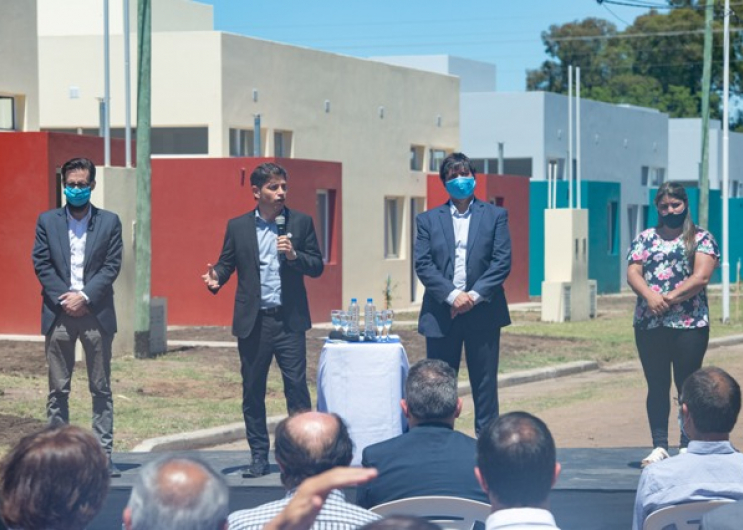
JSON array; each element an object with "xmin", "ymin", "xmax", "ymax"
[{"xmin": 260, "ymin": 306, "xmax": 282, "ymax": 316}]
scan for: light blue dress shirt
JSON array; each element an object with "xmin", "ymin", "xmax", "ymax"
[
  {"xmin": 255, "ymin": 210, "xmax": 282, "ymax": 309},
  {"xmin": 633, "ymin": 441, "xmax": 743, "ymax": 530}
]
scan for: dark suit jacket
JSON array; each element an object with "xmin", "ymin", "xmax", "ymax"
[
  {"xmin": 211, "ymin": 207, "xmax": 323, "ymax": 338},
  {"xmin": 415, "ymin": 198, "xmax": 511, "ymax": 338},
  {"xmin": 701, "ymin": 501, "xmax": 743, "ymax": 530},
  {"xmin": 356, "ymin": 423, "xmax": 488, "ymax": 508},
  {"xmin": 32, "ymin": 205, "xmax": 123, "ymax": 336}
]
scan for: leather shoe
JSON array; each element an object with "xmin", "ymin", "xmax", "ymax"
[
  {"xmin": 242, "ymin": 457, "xmax": 270, "ymax": 478},
  {"xmin": 108, "ymin": 459, "xmax": 122, "ymax": 477}
]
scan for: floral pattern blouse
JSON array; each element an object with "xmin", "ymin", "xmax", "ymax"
[{"xmin": 627, "ymin": 228, "xmax": 719, "ymax": 330}]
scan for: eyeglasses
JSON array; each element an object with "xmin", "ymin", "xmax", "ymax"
[{"xmin": 65, "ymin": 182, "xmax": 91, "ymax": 189}]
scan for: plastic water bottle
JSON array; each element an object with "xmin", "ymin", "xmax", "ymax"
[
  {"xmin": 347, "ymin": 298, "xmax": 360, "ymax": 339},
  {"xmin": 364, "ymin": 298, "xmax": 376, "ymax": 341}
]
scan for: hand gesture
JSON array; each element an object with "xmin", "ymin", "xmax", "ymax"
[
  {"xmin": 645, "ymin": 291, "xmax": 669, "ymax": 317},
  {"xmin": 264, "ymin": 467, "xmax": 378, "ymax": 530},
  {"xmin": 202, "ymin": 263, "xmax": 220, "ymax": 289},
  {"xmin": 59, "ymin": 291, "xmax": 88, "ymax": 317},
  {"xmin": 277, "ymin": 235, "xmax": 297, "ymax": 261},
  {"xmin": 450, "ymin": 291, "xmax": 474, "ymax": 318}
]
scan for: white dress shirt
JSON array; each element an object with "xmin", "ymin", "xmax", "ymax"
[
  {"xmin": 446, "ymin": 200, "xmax": 482, "ymax": 306},
  {"xmin": 66, "ymin": 206, "xmax": 91, "ymax": 300}
]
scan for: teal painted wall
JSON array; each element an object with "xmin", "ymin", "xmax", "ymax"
[{"xmin": 529, "ymin": 180, "xmax": 622, "ymax": 296}]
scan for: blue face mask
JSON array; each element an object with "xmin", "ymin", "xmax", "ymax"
[
  {"xmin": 445, "ymin": 176, "xmax": 476, "ymax": 200},
  {"xmin": 64, "ymin": 186, "xmax": 92, "ymax": 207}
]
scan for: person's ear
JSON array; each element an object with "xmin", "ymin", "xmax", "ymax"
[
  {"xmin": 252, "ymin": 184, "xmax": 260, "ymax": 200},
  {"xmin": 454, "ymin": 398, "xmax": 463, "ymax": 419},
  {"xmin": 552, "ymin": 462, "xmax": 562, "ymax": 488},
  {"xmin": 400, "ymin": 399, "xmax": 409, "ymax": 418},
  {"xmin": 474, "ymin": 466, "xmax": 489, "ymax": 495},
  {"xmin": 123, "ymin": 507, "xmax": 133, "ymax": 530}
]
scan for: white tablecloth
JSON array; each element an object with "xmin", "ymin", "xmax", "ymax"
[{"xmin": 316, "ymin": 338, "xmax": 409, "ymax": 465}]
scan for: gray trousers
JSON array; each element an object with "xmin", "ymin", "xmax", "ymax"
[{"xmin": 45, "ymin": 312, "xmax": 114, "ymax": 455}]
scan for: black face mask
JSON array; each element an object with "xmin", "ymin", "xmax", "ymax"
[{"xmin": 661, "ymin": 209, "xmax": 686, "ymax": 229}]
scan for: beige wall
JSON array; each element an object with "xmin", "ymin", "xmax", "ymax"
[
  {"xmin": 37, "ymin": 0, "xmax": 212, "ymax": 36},
  {"xmin": 36, "ymin": 26, "xmax": 459, "ymax": 308},
  {"xmin": 0, "ymin": 0, "xmax": 40, "ymax": 131}
]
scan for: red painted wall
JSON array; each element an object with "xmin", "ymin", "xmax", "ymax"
[
  {"xmin": 0, "ymin": 132, "xmax": 131, "ymax": 334},
  {"xmin": 151, "ymin": 157, "xmax": 342, "ymax": 328},
  {"xmin": 426, "ymin": 173, "xmax": 530, "ymax": 303}
]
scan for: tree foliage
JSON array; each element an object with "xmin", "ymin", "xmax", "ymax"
[{"xmin": 526, "ymin": 1, "xmax": 743, "ymax": 128}]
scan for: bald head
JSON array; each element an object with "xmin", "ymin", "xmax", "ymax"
[
  {"xmin": 125, "ymin": 456, "xmax": 228, "ymax": 530},
  {"xmin": 275, "ymin": 412, "xmax": 353, "ymax": 489},
  {"xmin": 681, "ymin": 367, "xmax": 741, "ymax": 436}
]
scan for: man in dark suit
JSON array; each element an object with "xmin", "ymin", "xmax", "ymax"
[
  {"xmin": 356, "ymin": 359, "xmax": 487, "ymax": 508},
  {"xmin": 31, "ymin": 157, "xmax": 123, "ymax": 473},
  {"xmin": 203, "ymin": 162, "xmax": 323, "ymax": 477},
  {"xmin": 415, "ymin": 152, "xmax": 511, "ymax": 434}
]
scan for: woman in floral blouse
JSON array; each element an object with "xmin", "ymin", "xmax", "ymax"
[{"xmin": 627, "ymin": 182, "xmax": 719, "ymax": 467}]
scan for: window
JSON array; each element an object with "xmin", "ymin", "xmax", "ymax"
[
  {"xmin": 0, "ymin": 96, "xmax": 15, "ymax": 130},
  {"xmin": 607, "ymin": 201, "xmax": 619, "ymax": 255},
  {"xmin": 641, "ymin": 166, "xmax": 649, "ymax": 186},
  {"xmin": 627, "ymin": 204, "xmax": 639, "ymax": 238},
  {"xmin": 151, "ymin": 127, "xmax": 208, "ymax": 155},
  {"xmin": 274, "ymin": 130, "xmax": 293, "ymax": 157},
  {"xmin": 651, "ymin": 168, "xmax": 665, "ymax": 187},
  {"xmin": 429, "ymin": 149, "xmax": 447, "ymax": 172},
  {"xmin": 316, "ymin": 190, "xmax": 335, "ymax": 264},
  {"xmin": 385, "ymin": 198, "xmax": 403, "ymax": 259},
  {"xmin": 230, "ymin": 128, "xmax": 254, "ymax": 157},
  {"xmin": 410, "ymin": 145, "xmax": 424, "ymax": 171}
]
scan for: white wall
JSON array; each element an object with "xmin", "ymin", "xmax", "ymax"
[
  {"xmin": 0, "ymin": 0, "xmax": 40, "ymax": 131},
  {"xmin": 372, "ymin": 55, "xmax": 496, "ymax": 92},
  {"xmin": 37, "ymin": 0, "xmax": 212, "ymax": 36}
]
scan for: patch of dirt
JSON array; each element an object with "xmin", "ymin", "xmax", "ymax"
[{"xmin": 0, "ymin": 414, "xmax": 46, "ymax": 446}]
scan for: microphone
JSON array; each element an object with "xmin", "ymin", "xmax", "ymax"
[
  {"xmin": 276, "ymin": 214, "xmax": 286, "ymax": 236},
  {"xmin": 276, "ymin": 214, "xmax": 287, "ymax": 261}
]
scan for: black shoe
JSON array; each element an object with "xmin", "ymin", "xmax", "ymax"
[
  {"xmin": 242, "ymin": 457, "xmax": 270, "ymax": 478},
  {"xmin": 108, "ymin": 459, "xmax": 122, "ymax": 477}
]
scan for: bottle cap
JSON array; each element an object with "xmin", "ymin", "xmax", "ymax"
[
  {"xmin": 351, "ymin": 298, "xmax": 357, "ymax": 303},
  {"xmin": 367, "ymin": 298, "xmax": 373, "ymax": 303}
]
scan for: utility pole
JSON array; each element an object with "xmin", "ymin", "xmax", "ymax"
[
  {"xmin": 699, "ymin": 0, "xmax": 714, "ymax": 229},
  {"xmin": 134, "ymin": 0, "xmax": 152, "ymax": 358}
]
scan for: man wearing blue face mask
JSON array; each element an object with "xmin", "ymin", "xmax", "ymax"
[
  {"xmin": 414, "ymin": 152, "xmax": 512, "ymax": 434},
  {"xmin": 32, "ymin": 157, "xmax": 123, "ymax": 475}
]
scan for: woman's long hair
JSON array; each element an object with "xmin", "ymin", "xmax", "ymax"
[{"xmin": 654, "ymin": 182, "xmax": 697, "ymax": 264}]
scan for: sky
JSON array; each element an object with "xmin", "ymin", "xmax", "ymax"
[{"xmin": 198, "ymin": 0, "xmax": 655, "ymax": 92}]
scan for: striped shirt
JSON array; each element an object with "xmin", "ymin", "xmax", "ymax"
[{"xmin": 228, "ymin": 489, "xmax": 381, "ymax": 530}]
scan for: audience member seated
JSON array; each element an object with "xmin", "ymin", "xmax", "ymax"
[
  {"xmin": 633, "ymin": 367, "xmax": 743, "ymax": 530},
  {"xmin": 357, "ymin": 359, "xmax": 487, "ymax": 508},
  {"xmin": 123, "ymin": 455, "xmax": 229, "ymax": 530},
  {"xmin": 229, "ymin": 411, "xmax": 381, "ymax": 530},
  {"xmin": 0, "ymin": 425, "xmax": 110, "ymax": 530},
  {"xmin": 476, "ymin": 411, "xmax": 562, "ymax": 530}
]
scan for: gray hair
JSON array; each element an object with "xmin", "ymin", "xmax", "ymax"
[
  {"xmin": 127, "ymin": 455, "xmax": 229, "ymax": 530},
  {"xmin": 405, "ymin": 359, "xmax": 458, "ymax": 421}
]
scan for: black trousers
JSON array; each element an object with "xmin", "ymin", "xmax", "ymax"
[
  {"xmin": 427, "ymin": 314, "xmax": 501, "ymax": 435},
  {"xmin": 635, "ymin": 326, "xmax": 709, "ymax": 450},
  {"xmin": 237, "ymin": 310, "xmax": 311, "ymax": 458}
]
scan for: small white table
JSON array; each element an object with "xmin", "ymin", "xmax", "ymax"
[{"xmin": 316, "ymin": 338, "xmax": 410, "ymax": 465}]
